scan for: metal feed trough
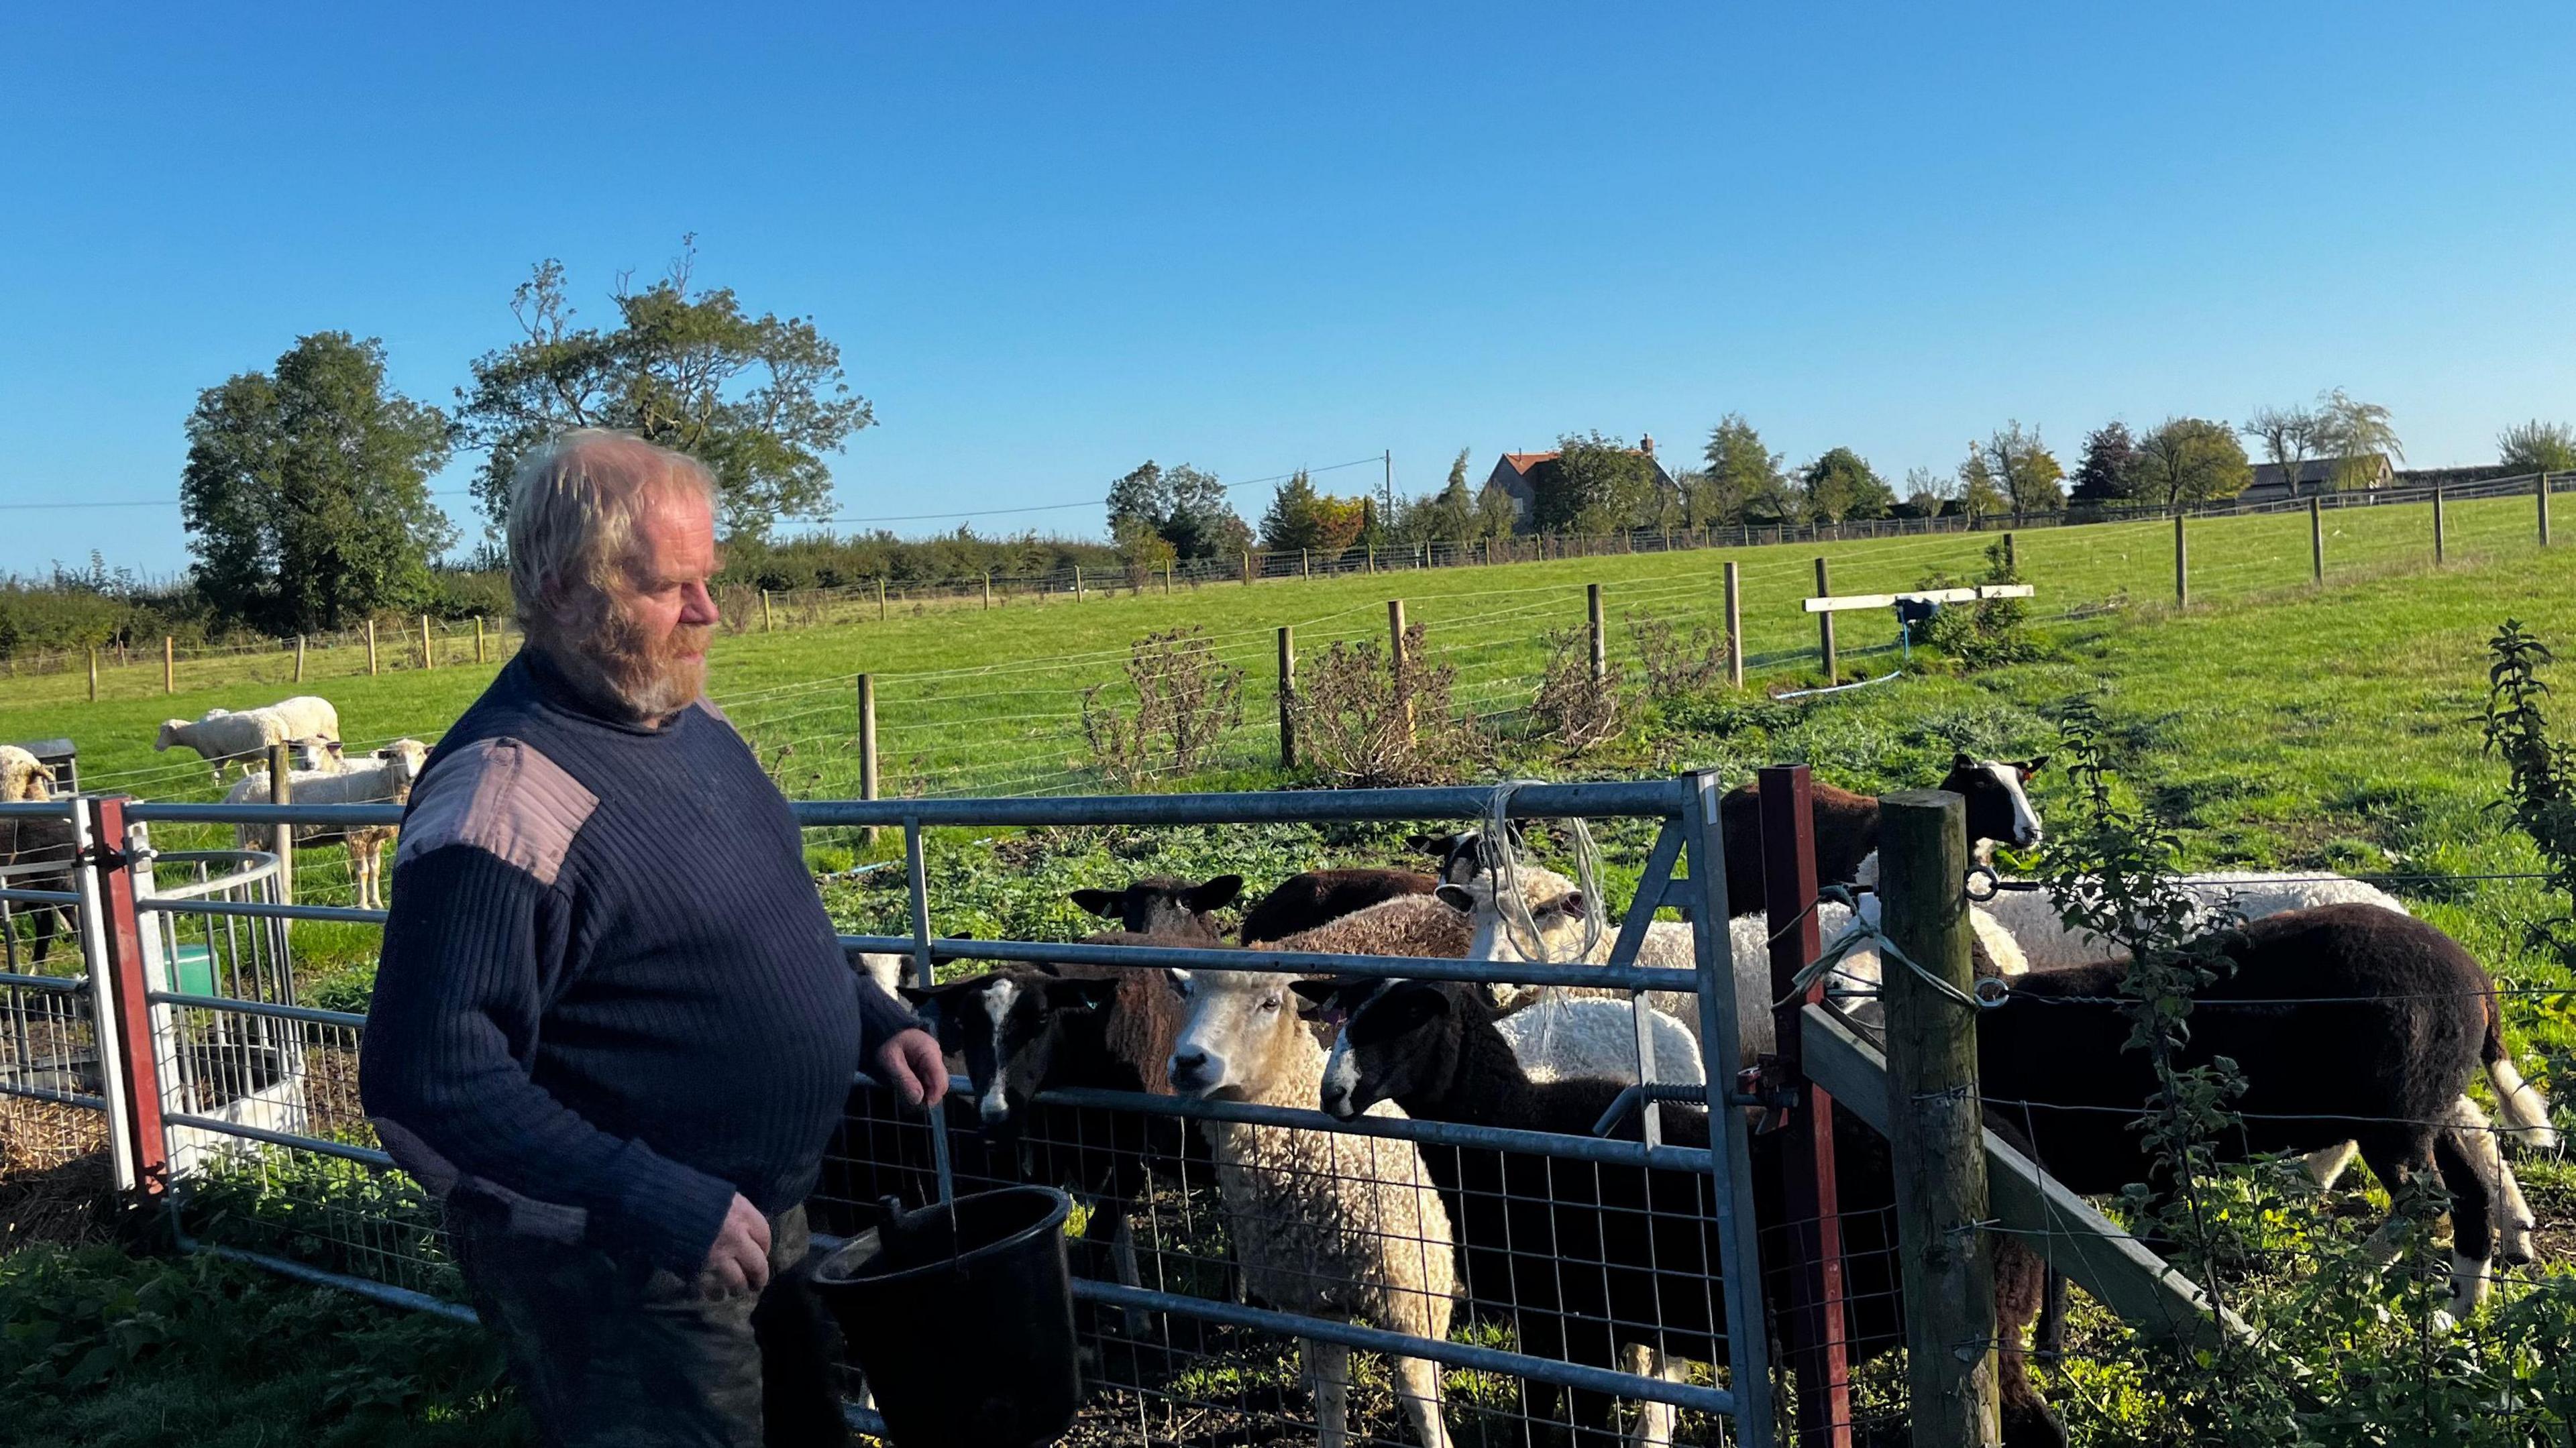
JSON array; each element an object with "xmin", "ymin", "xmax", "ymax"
[{"xmin": 53, "ymin": 779, "xmax": 1794, "ymax": 1447}]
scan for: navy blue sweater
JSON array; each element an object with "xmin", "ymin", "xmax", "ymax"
[{"xmin": 361, "ymin": 653, "xmax": 918, "ymax": 1273}]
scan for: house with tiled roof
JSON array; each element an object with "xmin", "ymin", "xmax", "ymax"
[{"xmin": 1483, "ymin": 435, "xmax": 1676, "ymax": 530}]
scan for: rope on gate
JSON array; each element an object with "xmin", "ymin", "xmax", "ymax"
[{"xmin": 1478, "ymin": 778, "xmax": 1605, "ymax": 967}]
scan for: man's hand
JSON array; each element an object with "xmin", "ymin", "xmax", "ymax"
[
  {"xmin": 698, "ymin": 1193, "xmax": 772, "ymax": 1296},
  {"xmin": 875, "ymin": 1027, "xmax": 949, "ymax": 1109}
]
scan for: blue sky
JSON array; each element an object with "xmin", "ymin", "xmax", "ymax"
[{"xmin": 3, "ymin": 3, "xmax": 2571, "ymax": 578}]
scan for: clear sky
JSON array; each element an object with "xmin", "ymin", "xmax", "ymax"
[{"xmin": 3, "ymin": 3, "xmax": 2571, "ymax": 578}]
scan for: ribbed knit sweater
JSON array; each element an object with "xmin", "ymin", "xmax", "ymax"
[{"xmin": 360, "ymin": 651, "xmax": 917, "ymax": 1273}]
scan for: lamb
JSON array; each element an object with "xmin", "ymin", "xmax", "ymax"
[
  {"xmin": 0, "ymin": 810, "xmax": 76, "ymax": 964},
  {"xmin": 1248, "ymin": 891, "xmax": 1475, "ymax": 960},
  {"xmin": 1718, "ymin": 755, "xmax": 2047, "ymax": 916},
  {"xmin": 1068, "ymin": 874, "xmax": 1240, "ymax": 940},
  {"xmin": 1494, "ymin": 993, "xmax": 1705, "ymax": 1087},
  {"xmin": 1238, "ymin": 867, "xmax": 1436, "ymax": 944},
  {"xmin": 1978, "ymin": 904, "xmax": 2516, "ymax": 1318},
  {"xmin": 156, "ymin": 695, "xmax": 343, "ymax": 781},
  {"xmin": 224, "ymin": 740, "xmax": 428, "ymax": 909},
  {"xmin": 0, "ymin": 746, "xmax": 53, "ymax": 801},
  {"xmin": 1167, "ymin": 967, "xmax": 1457, "ymax": 1448}
]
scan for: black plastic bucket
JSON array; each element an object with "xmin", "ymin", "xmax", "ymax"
[{"xmin": 814, "ymin": 1186, "xmax": 1082, "ymax": 1448}]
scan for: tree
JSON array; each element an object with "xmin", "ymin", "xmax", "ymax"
[
  {"xmin": 455, "ymin": 239, "xmax": 873, "ymax": 541},
  {"xmin": 1534, "ymin": 431, "xmax": 1660, "ymax": 534},
  {"xmin": 2132, "ymin": 416, "xmax": 2253, "ymax": 507},
  {"xmin": 1108, "ymin": 461, "xmax": 1250, "ymax": 560},
  {"xmin": 1955, "ymin": 444, "xmax": 2009, "ymax": 520},
  {"xmin": 1394, "ymin": 449, "xmax": 1479, "ymax": 544},
  {"xmin": 1898, "ymin": 465, "xmax": 1949, "ymax": 518},
  {"xmin": 180, "ymin": 332, "xmax": 455, "ymax": 633},
  {"xmin": 1473, "ymin": 480, "xmax": 1522, "ymax": 539},
  {"xmin": 2070, "ymin": 422, "xmax": 2141, "ymax": 503},
  {"xmin": 2241, "ymin": 404, "xmax": 2324, "ymax": 495},
  {"xmin": 1259, "ymin": 472, "xmax": 1370, "ymax": 552},
  {"xmin": 1976, "ymin": 421, "xmax": 2064, "ymax": 514},
  {"xmin": 2315, "ymin": 388, "xmax": 2404, "ymax": 489},
  {"xmin": 2500, "ymin": 421, "xmax": 2576, "ymax": 476},
  {"xmin": 1699, "ymin": 414, "xmax": 1792, "ymax": 526},
  {"xmin": 1799, "ymin": 447, "xmax": 1895, "ymax": 522}
]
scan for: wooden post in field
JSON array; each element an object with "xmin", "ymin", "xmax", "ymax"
[
  {"xmin": 1163, "ymin": 565, "xmax": 1173, "ymax": 596},
  {"xmin": 1587, "ymin": 583, "xmax": 1607, "ymax": 682},
  {"xmin": 366, "ymin": 620, "xmax": 379, "ymax": 675},
  {"xmin": 1879, "ymin": 790, "xmax": 2000, "ymax": 1448},
  {"xmin": 2173, "ymin": 515, "xmax": 2189, "ymax": 607},
  {"xmin": 473, "ymin": 618, "xmax": 485, "ymax": 664},
  {"xmin": 2310, "ymin": 499, "xmax": 2325, "ymax": 582},
  {"xmin": 1366, "ymin": 543, "xmax": 1376, "ymax": 574},
  {"xmin": 87, "ymin": 649, "xmax": 97, "ymax": 702},
  {"xmin": 857, "ymin": 673, "xmax": 879, "ymax": 848},
  {"xmin": 163, "ymin": 636, "xmax": 174, "ymax": 693},
  {"xmin": 1815, "ymin": 557, "xmax": 1837, "ymax": 681},
  {"xmin": 983, "ymin": 573, "xmax": 993, "ymax": 610},
  {"xmin": 761, "ymin": 590, "xmax": 774, "ymax": 631},
  {"xmin": 1242, "ymin": 550, "xmax": 1254, "ymax": 586},
  {"xmin": 879, "ymin": 577, "xmax": 890, "ymax": 620},
  {"xmin": 1276, "ymin": 626, "xmax": 1297, "ymax": 769},
  {"xmin": 2434, "ymin": 484, "xmax": 2447, "ymax": 564},
  {"xmin": 1300, "ymin": 548, "xmax": 1311, "ymax": 581},
  {"xmin": 2541, "ymin": 471, "xmax": 2555, "ymax": 547},
  {"xmin": 2002, "ymin": 531, "xmax": 2017, "ymax": 575},
  {"xmin": 1387, "ymin": 600, "xmax": 1413, "ymax": 743},
  {"xmin": 421, "ymin": 615, "xmax": 433, "ymax": 670},
  {"xmin": 266, "ymin": 741, "xmax": 294, "ymax": 909},
  {"xmin": 1725, "ymin": 560, "xmax": 1744, "ymax": 688}
]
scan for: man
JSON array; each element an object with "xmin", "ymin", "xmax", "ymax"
[{"xmin": 362, "ymin": 431, "xmax": 945, "ymax": 1447}]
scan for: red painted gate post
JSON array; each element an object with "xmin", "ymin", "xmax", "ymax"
[
  {"xmin": 1759, "ymin": 765, "xmax": 1852, "ymax": 1448},
  {"xmin": 88, "ymin": 795, "xmax": 168, "ymax": 1200}
]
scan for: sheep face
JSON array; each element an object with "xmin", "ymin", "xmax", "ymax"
[
  {"xmin": 1070, "ymin": 875, "xmax": 1240, "ymax": 940},
  {"xmin": 1165, "ymin": 968, "xmax": 1302, "ymax": 1101},
  {"xmin": 1437, "ymin": 879, "xmax": 1589, "ymax": 968},
  {"xmin": 290, "ymin": 737, "xmax": 345, "ymax": 772},
  {"xmin": 1413, "ymin": 824, "xmax": 1530, "ymax": 888},
  {"xmin": 156, "ymin": 720, "xmax": 191, "ymax": 751},
  {"xmin": 1937, "ymin": 753, "xmax": 2048, "ymax": 851},
  {"xmin": 903, "ymin": 970, "xmax": 1116, "ymax": 1129},
  {"xmin": 375, "ymin": 740, "xmax": 431, "ymax": 793},
  {"xmin": 1298, "ymin": 978, "xmax": 1461, "ymax": 1121}
]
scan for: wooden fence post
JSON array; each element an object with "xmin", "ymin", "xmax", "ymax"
[
  {"xmin": 1815, "ymin": 557, "xmax": 1837, "ymax": 681},
  {"xmin": 2542, "ymin": 471, "xmax": 2555, "ymax": 548},
  {"xmin": 420, "ymin": 614, "xmax": 433, "ymax": 670},
  {"xmin": 266, "ymin": 741, "xmax": 294, "ymax": 909},
  {"xmin": 2002, "ymin": 531, "xmax": 2017, "ymax": 576},
  {"xmin": 879, "ymin": 578, "xmax": 890, "ymax": 620},
  {"xmin": 2434, "ymin": 484, "xmax": 2447, "ymax": 565},
  {"xmin": 1879, "ymin": 789, "xmax": 2000, "ymax": 1448},
  {"xmin": 163, "ymin": 636, "xmax": 174, "ymax": 693},
  {"xmin": 2173, "ymin": 515, "xmax": 2189, "ymax": 607},
  {"xmin": 1276, "ymin": 626, "xmax": 1297, "ymax": 769},
  {"xmin": 1243, "ymin": 550, "xmax": 1254, "ymax": 586},
  {"xmin": 983, "ymin": 573, "xmax": 993, "ymax": 610},
  {"xmin": 1587, "ymin": 583, "xmax": 1607, "ymax": 682},
  {"xmin": 1725, "ymin": 560, "xmax": 1744, "ymax": 688},
  {"xmin": 857, "ymin": 673, "xmax": 879, "ymax": 847},
  {"xmin": 1760, "ymin": 765, "xmax": 1854, "ymax": 1448},
  {"xmin": 1387, "ymin": 600, "xmax": 1413, "ymax": 742},
  {"xmin": 86, "ymin": 648, "xmax": 98, "ymax": 702},
  {"xmin": 474, "ymin": 618, "xmax": 485, "ymax": 664},
  {"xmin": 1366, "ymin": 543, "xmax": 1376, "ymax": 574},
  {"xmin": 2310, "ymin": 498, "xmax": 2325, "ymax": 582},
  {"xmin": 762, "ymin": 590, "xmax": 774, "ymax": 631},
  {"xmin": 1300, "ymin": 548, "xmax": 1311, "ymax": 581},
  {"xmin": 1163, "ymin": 565, "xmax": 1173, "ymax": 596},
  {"xmin": 366, "ymin": 620, "xmax": 379, "ymax": 675}
]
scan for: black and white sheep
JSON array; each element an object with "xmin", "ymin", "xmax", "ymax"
[
  {"xmin": 1068, "ymin": 874, "xmax": 1240, "ymax": 940},
  {"xmin": 1719, "ymin": 755, "xmax": 2047, "ymax": 917}
]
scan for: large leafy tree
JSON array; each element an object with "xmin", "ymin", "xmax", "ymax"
[
  {"xmin": 2315, "ymin": 388, "xmax": 2402, "ymax": 488},
  {"xmin": 1955, "ymin": 444, "xmax": 2010, "ymax": 520},
  {"xmin": 455, "ymin": 240, "xmax": 873, "ymax": 541},
  {"xmin": 180, "ymin": 332, "xmax": 455, "ymax": 632},
  {"xmin": 2501, "ymin": 421, "xmax": 2576, "ymax": 475},
  {"xmin": 1259, "ymin": 471, "xmax": 1369, "ymax": 552},
  {"xmin": 1106, "ymin": 461, "xmax": 1251, "ymax": 560},
  {"xmin": 2133, "ymin": 416, "xmax": 2253, "ymax": 506},
  {"xmin": 1699, "ymin": 414, "xmax": 1796, "ymax": 526},
  {"xmin": 2070, "ymin": 421, "xmax": 2141, "ymax": 502},
  {"xmin": 1394, "ymin": 449, "xmax": 1481, "ymax": 543},
  {"xmin": 1975, "ymin": 421, "xmax": 2065, "ymax": 514},
  {"xmin": 1799, "ymin": 447, "xmax": 1895, "ymax": 522},
  {"xmin": 2240, "ymin": 403, "xmax": 2323, "ymax": 492},
  {"xmin": 1534, "ymin": 431, "xmax": 1660, "ymax": 534}
]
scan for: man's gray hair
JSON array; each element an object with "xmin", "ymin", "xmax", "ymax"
[{"xmin": 506, "ymin": 431, "xmax": 718, "ymax": 625}]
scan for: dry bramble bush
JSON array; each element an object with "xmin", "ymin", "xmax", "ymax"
[
  {"xmin": 1081, "ymin": 627, "xmax": 1246, "ymax": 789},
  {"xmin": 1287, "ymin": 623, "xmax": 1482, "ymax": 786}
]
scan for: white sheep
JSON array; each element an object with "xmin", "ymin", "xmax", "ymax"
[
  {"xmin": 225, "ymin": 740, "xmax": 428, "ymax": 909},
  {"xmin": 263, "ymin": 696, "xmax": 341, "ymax": 746},
  {"xmin": 1167, "ymin": 967, "xmax": 1457, "ymax": 1448},
  {"xmin": 156, "ymin": 697, "xmax": 343, "ymax": 782},
  {"xmin": 1495, "ymin": 993, "xmax": 1706, "ymax": 1087},
  {"xmin": 0, "ymin": 746, "xmax": 54, "ymax": 802}
]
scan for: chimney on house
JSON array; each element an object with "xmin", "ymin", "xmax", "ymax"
[{"xmin": 1639, "ymin": 433, "xmax": 1656, "ymax": 457}]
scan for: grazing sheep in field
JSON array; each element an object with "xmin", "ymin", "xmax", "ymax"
[
  {"xmin": 1719, "ymin": 755, "xmax": 2047, "ymax": 916},
  {"xmin": 0, "ymin": 746, "xmax": 54, "ymax": 801},
  {"xmin": 156, "ymin": 697, "xmax": 344, "ymax": 781},
  {"xmin": 225, "ymin": 740, "xmax": 427, "ymax": 909},
  {"xmin": 1167, "ymin": 966, "xmax": 1457, "ymax": 1448},
  {"xmin": 1239, "ymin": 867, "xmax": 1436, "ymax": 944},
  {"xmin": 262, "ymin": 695, "xmax": 339, "ymax": 746},
  {"xmin": 1980, "ymin": 905, "xmax": 2513, "ymax": 1319},
  {"xmin": 1068, "ymin": 874, "xmax": 1240, "ymax": 940}
]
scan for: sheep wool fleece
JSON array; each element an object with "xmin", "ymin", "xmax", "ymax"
[{"xmin": 362, "ymin": 651, "xmax": 918, "ymax": 1276}]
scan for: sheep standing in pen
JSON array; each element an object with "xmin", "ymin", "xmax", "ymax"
[
  {"xmin": 1167, "ymin": 966, "xmax": 1457, "ymax": 1448},
  {"xmin": 224, "ymin": 740, "xmax": 428, "ymax": 909},
  {"xmin": 1239, "ymin": 866, "xmax": 1436, "ymax": 944},
  {"xmin": 1067, "ymin": 874, "xmax": 1239, "ymax": 939},
  {"xmin": 0, "ymin": 746, "xmax": 55, "ymax": 801},
  {"xmin": 0, "ymin": 810, "xmax": 76, "ymax": 964},
  {"xmin": 156, "ymin": 695, "xmax": 343, "ymax": 781},
  {"xmin": 1716, "ymin": 754, "xmax": 2047, "ymax": 916}
]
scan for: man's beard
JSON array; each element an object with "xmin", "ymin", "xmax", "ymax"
[{"xmin": 555, "ymin": 594, "xmax": 712, "ymax": 721}]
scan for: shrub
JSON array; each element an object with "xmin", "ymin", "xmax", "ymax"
[
  {"xmin": 1625, "ymin": 610, "xmax": 1729, "ymax": 700},
  {"xmin": 1528, "ymin": 627, "xmax": 1622, "ymax": 755},
  {"xmin": 1919, "ymin": 538, "xmax": 2035, "ymax": 668},
  {"xmin": 1081, "ymin": 627, "xmax": 1246, "ymax": 789},
  {"xmin": 1289, "ymin": 624, "xmax": 1480, "ymax": 786}
]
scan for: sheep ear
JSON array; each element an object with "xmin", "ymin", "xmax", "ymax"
[
  {"xmin": 1189, "ymin": 875, "xmax": 1244, "ymax": 911},
  {"xmin": 1289, "ymin": 979, "xmax": 1340, "ymax": 1007},
  {"xmin": 1953, "ymin": 750, "xmax": 1976, "ymax": 771},
  {"xmin": 1434, "ymin": 884, "xmax": 1476, "ymax": 911},
  {"xmin": 1070, "ymin": 889, "xmax": 1122, "ymax": 918},
  {"xmin": 1046, "ymin": 978, "xmax": 1118, "ymax": 1012},
  {"xmin": 1407, "ymin": 832, "xmax": 1454, "ymax": 858},
  {"xmin": 2017, "ymin": 756, "xmax": 2049, "ymax": 778}
]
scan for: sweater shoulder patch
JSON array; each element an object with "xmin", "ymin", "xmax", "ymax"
[{"xmin": 396, "ymin": 737, "xmax": 597, "ymax": 888}]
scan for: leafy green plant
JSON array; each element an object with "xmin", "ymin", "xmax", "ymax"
[{"xmin": 1921, "ymin": 538, "xmax": 2037, "ymax": 668}]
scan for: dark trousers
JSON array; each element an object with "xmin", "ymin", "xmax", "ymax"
[{"xmin": 448, "ymin": 1201, "xmax": 849, "ymax": 1448}]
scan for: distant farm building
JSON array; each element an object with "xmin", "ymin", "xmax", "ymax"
[
  {"xmin": 1485, "ymin": 435, "xmax": 1678, "ymax": 529},
  {"xmin": 2241, "ymin": 454, "xmax": 2394, "ymax": 504}
]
